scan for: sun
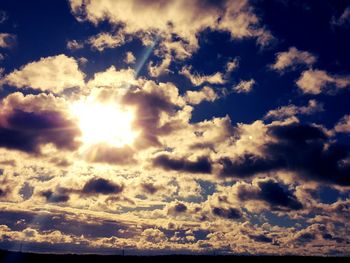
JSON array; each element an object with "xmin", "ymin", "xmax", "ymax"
[{"xmin": 70, "ymin": 99, "xmax": 139, "ymax": 148}]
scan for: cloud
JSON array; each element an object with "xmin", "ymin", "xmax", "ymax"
[
  {"xmin": 140, "ymin": 182, "xmax": 161, "ymax": 195},
  {"xmin": 331, "ymin": 6, "xmax": 350, "ymax": 27},
  {"xmin": 124, "ymin": 51, "xmax": 136, "ymax": 64},
  {"xmin": 184, "ymin": 86, "xmax": 219, "ymax": 105},
  {"xmin": 121, "ymin": 80, "xmax": 185, "ymax": 148},
  {"xmin": 41, "ymin": 190, "xmax": 70, "ymax": 203},
  {"xmin": 296, "ymin": 69, "xmax": 350, "ymax": 94},
  {"xmin": 66, "ymin": 39, "xmax": 84, "ymax": 50},
  {"xmin": 334, "ymin": 115, "xmax": 350, "ymax": 133},
  {"xmin": 264, "ymin": 99, "xmax": 324, "ymax": 120},
  {"xmin": 153, "ymin": 154, "xmax": 212, "ymax": 174},
  {"xmin": 87, "ymin": 66, "xmax": 136, "ymax": 92},
  {"xmin": 0, "ymin": 11, "xmax": 8, "ymax": 24},
  {"xmin": 82, "ymin": 178, "xmax": 124, "ymax": 195},
  {"xmin": 270, "ymin": 47, "xmax": 316, "ymax": 72},
  {"xmin": 233, "ymin": 79, "xmax": 255, "ymax": 93},
  {"xmin": 2, "ymin": 54, "xmax": 85, "ymax": 93},
  {"xmin": 211, "ymin": 207, "xmax": 242, "ymax": 220},
  {"xmin": 180, "ymin": 66, "xmax": 226, "ymax": 86},
  {"xmin": 236, "ymin": 179, "xmax": 303, "ymax": 211},
  {"xmin": 0, "ymin": 92, "xmax": 80, "ymax": 153},
  {"xmin": 219, "ymin": 122, "xmax": 350, "ymax": 186},
  {"xmin": 88, "ymin": 31, "xmax": 125, "ymax": 51},
  {"xmin": 84, "ymin": 144, "xmax": 136, "ymax": 165},
  {"xmin": 168, "ymin": 202, "xmax": 188, "ymax": 215},
  {"xmin": 69, "ymin": 0, "xmax": 273, "ymax": 54},
  {"xmin": 148, "ymin": 54, "xmax": 172, "ymax": 77},
  {"xmin": 141, "ymin": 228, "xmax": 167, "ymax": 243},
  {"xmin": 0, "ymin": 33, "xmax": 16, "ymax": 48},
  {"xmin": 225, "ymin": 58, "xmax": 239, "ymax": 74}
]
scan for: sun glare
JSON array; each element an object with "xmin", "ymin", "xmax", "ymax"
[{"xmin": 71, "ymin": 100, "xmax": 139, "ymax": 148}]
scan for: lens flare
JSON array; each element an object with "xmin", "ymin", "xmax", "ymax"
[{"xmin": 71, "ymin": 100, "xmax": 139, "ymax": 148}]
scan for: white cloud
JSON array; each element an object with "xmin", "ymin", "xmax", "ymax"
[
  {"xmin": 233, "ymin": 79, "xmax": 255, "ymax": 93},
  {"xmin": 2, "ymin": 54, "xmax": 85, "ymax": 93},
  {"xmin": 271, "ymin": 47, "xmax": 316, "ymax": 72},
  {"xmin": 148, "ymin": 55, "xmax": 172, "ymax": 77},
  {"xmin": 69, "ymin": 0, "xmax": 274, "ymax": 54},
  {"xmin": 264, "ymin": 100, "xmax": 324, "ymax": 120},
  {"xmin": 225, "ymin": 58, "xmax": 239, "ymax": 74},
  {"xmin": 87, "ymin": 66, "xmax": 136, "ymax": 92},
  {"xmin": 334, "ymin": 115, "xmax": 350, "ymax": 133},
  {"xmin": 184, "ymin": 86, "xmax": 219, "ymax": 105},
  {"xmin": 180, "ymin": 66, "xmax": 226, "ymax": 86},
  {"xmin": 88, "ymin": 32, "xmax": 125, "ymax": 51},
  {"xmin": 296, "ymin": 69, "xmax": 350, "ymax": 94},
  {"xmin": 124, "ymin": 51, "xmax": 136, "ymax": 64}
]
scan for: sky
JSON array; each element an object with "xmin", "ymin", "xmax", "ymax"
[{"xmin": 0, "ymin": 0, "xmax": 350, "ymax": 256}]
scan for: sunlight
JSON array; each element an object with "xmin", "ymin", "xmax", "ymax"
[{"xmin": 70, "ymin": 99, "xmax": 139, "ymax": 148}]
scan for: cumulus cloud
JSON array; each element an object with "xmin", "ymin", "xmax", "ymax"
[
  {"xmin": 87, "ymin": 66, "xmax": 136, "ymax": 91},
  {"xmin": 211, "ymin": 207, "xmax": 242, "ymax": 220},
  {"xmin": 121, "ymin": 80, "xmax": 186, "ymax": 148},
  {"xmin": 0, "ymin": 92, "xmax": 80, "ymax": 153},
  {"xmin": 0, "ymin": 53, "xmax": 349, "ymax": 255},
  {"xmin": 334, "ymin": 115, "xmax": 350, "ymax": 133},
  {"xmin": 264, "ymin": 99, "xmax": 324, "ymax": 120},
  {"xmin": 270, "ymin": 47, "xmax": 316, "ymax": 72},
  {"xmin": 153, "ymin": 154, "xmax": 212, "ymax": 174},
  {"xmin": 88, "ymin": 31, "xmax": 125, "ymax": 51},
  {"xmin": 124, "ymin": 51, "xmax": 136, "ymax": 64},
  {"xmin": 236, "ymin": 178, "xmax": 303, "ymax": 211},
  {"xmin": 69, "ymin": 0, "xmax": 273, "ymax": 54},
  {"xmin": 184, "ymin": 86, "xmax": 219, "ymax": 105},
  {"xmin": 41, "ymin": 189, "xmax": 70, "ymax": 203},
  {"xmin": 296, "ymin": 69, "xmax": 350, "ymax": 94},
  {"xmin": 84, "ymin": 144, "xmax": 136, "ymax": 165},
  {"xmin": 82, "ymin": 178, "xmax": 124, "ymax": 195},
  {"xmin": 2, "ymin": 54, "xmax": 85, "ymax": 93},
  {"xmin": 225, "ymin": 58, "xmax": 239, "ymax": 74},
  {"xmin": 233, "ymin": 79, "xmax": 255, "ymax": 93},
  {"xmin": 148, "ymin": 54, "xmax": 172, "ymax": 77},
  {"xmin": 180, "ymin": 66, "xmax": 226, "ymax": 86},
  {"xmin": 219, "ymin": 122, "xmax": 350, "ymax": 186}
]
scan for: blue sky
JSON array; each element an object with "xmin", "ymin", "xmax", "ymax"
[{"xmin": 0, "ymin": 0, "xmax": 350, "ymax": 256}]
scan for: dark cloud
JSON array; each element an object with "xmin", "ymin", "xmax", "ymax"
[
  {"xmin": 82, "ymin": 178, "xmax": 124, "ymax": 195},
  {"xmin": 249, "ymin": 234, "xmax": 273, "ymax": 243},
  {"xmin": 219, "ymin": 154, "xmax": 284, "ymax": 177},
  {"xmin": 0, "ymin": 110, "xmax": 80, "ymax": 153},
  {"xmin": 211, "ymin": 207, "xmax": 242, "ymax": 220},
  {"xmin": 168, "ymin": 202, "xmax": 188, "ymax": 215},
  {"xmin": 153, "ymin": 154, "xmax": 212, "ymax": 174},
  {"xmin": 173, "ymin": 203, "xmax": 187, "ymax": 213},
  {"xmin": 295, "ymin": 232, "xmax": 316, "ymax": 243},
  {"xmin": 258, "ymin": 180, "xmax": 303, "ymax": 210},
  {"xmin": 219, "ymin": 123, "xmax": 350, "ymax": 186},
  {"xmin": 141, "ymin": 183, "xmax": 160, "ymax": 194},
  {"xmin": 0, "ymin": 188, "xmax": 6, "ymax": 197},
  {"xmin": 236, "ymin": 179, "xmax": 302, "ymax": 210},
  {"xmin": 41, "ymin": 190, "xmax": 69, "ymax": 203},
  {"xmin": 122, "ymin": 87, "xmax": 176, "ymax": 148}
]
